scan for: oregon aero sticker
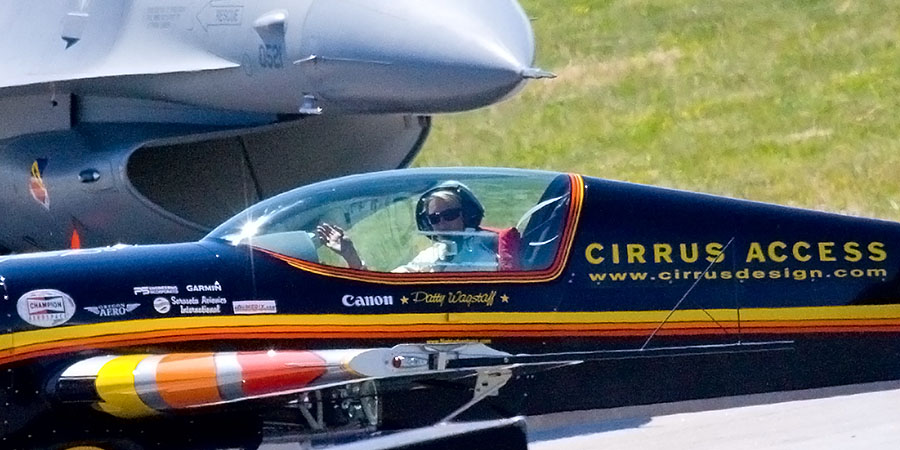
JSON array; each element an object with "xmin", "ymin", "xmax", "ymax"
[
  {"xmin": 17, "ymin": 289, "xmax": 76, "ymax": 328},
  {"xmin": 85, "ymin": 303, "xmax": 140, "ymax": 317},
  {"xmin": 585, "ymin": 240, "xmax": 889, "ymax": 285}
]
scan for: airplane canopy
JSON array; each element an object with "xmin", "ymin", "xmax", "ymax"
[{"xmin": 206, "ymin": 168, "xmax": 573, "ymax": 273}]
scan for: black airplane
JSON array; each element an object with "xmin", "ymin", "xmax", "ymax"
[{"xmin": 2, "ymin": 167, "xmax": 899, "ymax": 445}]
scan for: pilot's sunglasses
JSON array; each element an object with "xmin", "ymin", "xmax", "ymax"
[{"xmin": 427, "ymin": 208, "xmax": 462, "ymax": 224}]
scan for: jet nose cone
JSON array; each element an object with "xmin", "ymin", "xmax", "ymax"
[{"xmin": 298, "ymin": 0, "xmax": 539, "ymax": 114}]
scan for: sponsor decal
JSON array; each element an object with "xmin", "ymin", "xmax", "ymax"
[
  {"xmin": 168, "ymin": 295, "xmax": 227, "ymax": 314},
  {"xmin": 342, "ymin": 295, "xmax": 394, "ymax": 307},
  {"xmin": 153, "ymin": 297, "xmax": 171, "ymax": 314},
  {"xmin": 29, "ymin": 159, "xmax": 50, "ymax": 210},
  {"xmin": 134, "ymin": 286, "xmax": 179, "ymax": 296},
  {"xmin": 185, "ymin": 282, "xmax": 222, "ymax": 292},
  {"xmin": 17, "ymin": 289, "xmax": 76, "ymax": 327},
  {"xmin": 584, "ymin": 240, "xmax": 890, "ymax": 285},
  {"xmin": 400, "ymin": 291, "xmax": 506, "ymax": 308},
  {"xmin": 84, "ymin": 303, "xmax": 140, "ymax": 317},
  {"xmin": 233, "ymin": 300, "xmax": 277, "ymax": 315}
]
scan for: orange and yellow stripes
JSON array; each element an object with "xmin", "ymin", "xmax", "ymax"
[
  {"xmin": 63, "ymin": 350, "xmax": 346, "ymax": 418},
  {"xmin": 5, "ymin": 304, "xmax": 900, "ymax": 368}
]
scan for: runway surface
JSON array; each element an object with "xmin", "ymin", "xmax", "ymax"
[{"xmin": 527, "ymin": 381, "xmax": 900, "ymax": 449}]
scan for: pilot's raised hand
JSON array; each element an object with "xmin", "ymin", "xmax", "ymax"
[
  {"xmin": 316, "ymin": 223, "xmax": 365, "ymax": 269},
  {"xmin": 317, "ymin": 223, "xmax": 348, "ymax": 252}
]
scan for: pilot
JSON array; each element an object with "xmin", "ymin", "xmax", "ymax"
[{"xmin": 317, "ymin": 182, "xmax": 498, "ymax": 272}]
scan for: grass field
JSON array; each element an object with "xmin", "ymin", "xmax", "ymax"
[{"xmin": 415, "ymin": 0, "xmax": 900, "ymax": 220}]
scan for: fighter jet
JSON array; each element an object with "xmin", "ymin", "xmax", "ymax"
[{"xmin": 0, "ymin": 0, "xmax": 549, "ymax": 254}]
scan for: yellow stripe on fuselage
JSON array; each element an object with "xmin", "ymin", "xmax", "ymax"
[
  {"xmin": 452, "ymin": 304, "xmax": 900, "ymax": 324},
  {"xmin": 4, "ymin": 304, "xmax": 900, "ymax": 354}
]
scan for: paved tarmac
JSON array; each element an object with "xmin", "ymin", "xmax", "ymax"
[{"xmin": 527, "ymin": 381, "xmax": 900, "ymax": 449}]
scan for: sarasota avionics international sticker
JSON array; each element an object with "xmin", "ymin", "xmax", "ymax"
[
  {"xmin": 17, "ymin": 289, "xmax": 76, "ymax": 327},
  {"xmin": 153, "ymin": 295, "xmax": 228, "ymax": 314}
]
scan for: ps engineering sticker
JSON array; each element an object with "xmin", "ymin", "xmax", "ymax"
[
  {"xmin": 17, "ymin": 289, "xmax": 76, "ymax": 327},
  {"xmin": 232, "ymin": 300, "xmax": 277, "ymax": 315},
  {"xmin": 134, "ymin": 286, "xmax": 178, "ymax": 296}
]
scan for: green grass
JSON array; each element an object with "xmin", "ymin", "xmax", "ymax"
[{"xmin": 415, "ymin": 0, "xmax": 900, "ymax": 220}]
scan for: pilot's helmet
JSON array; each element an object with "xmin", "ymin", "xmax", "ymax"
[{"xmin": 415, "ymin": 181, "xmax": 485, "ymax": 232}]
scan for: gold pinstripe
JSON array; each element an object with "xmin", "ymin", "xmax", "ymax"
[{"xmin": 5, "ymin": 304, "xmax": 900, "ymax": 354}]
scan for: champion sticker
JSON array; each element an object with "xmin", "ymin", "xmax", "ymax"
[
  {"xmin": 17, "ymin": 289, "xmax": 76, "ymax": 328},
  {"xmin": 233, "ymin": 300, "xmax": 277, "ymax": 315}
]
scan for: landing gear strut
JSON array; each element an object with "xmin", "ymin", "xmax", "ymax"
[{"xmin": 291, "ymin": 380, "xmax": 381, "ymax": 432}]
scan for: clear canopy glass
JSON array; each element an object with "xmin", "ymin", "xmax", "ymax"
[{"xmin": 207, "ymin": 168, "xmax": 572, "ymax": 273}]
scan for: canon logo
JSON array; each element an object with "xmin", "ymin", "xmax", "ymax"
[{"xmin": 342, "ymin": 295, "xmax": 394, "ymax": 307}]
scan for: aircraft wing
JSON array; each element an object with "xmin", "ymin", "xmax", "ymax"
[
  {"xmin": 0, "ymin": 51, "xmax": 240, "ymax": 92},
  {"xmin": 0, "ymin": 1, "xmax": 240, "ymax": 92}
]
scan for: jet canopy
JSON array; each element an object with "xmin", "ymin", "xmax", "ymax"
[{"xmin": 207, "ymin": 168, "xmax": 574, "ymax": 273}]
